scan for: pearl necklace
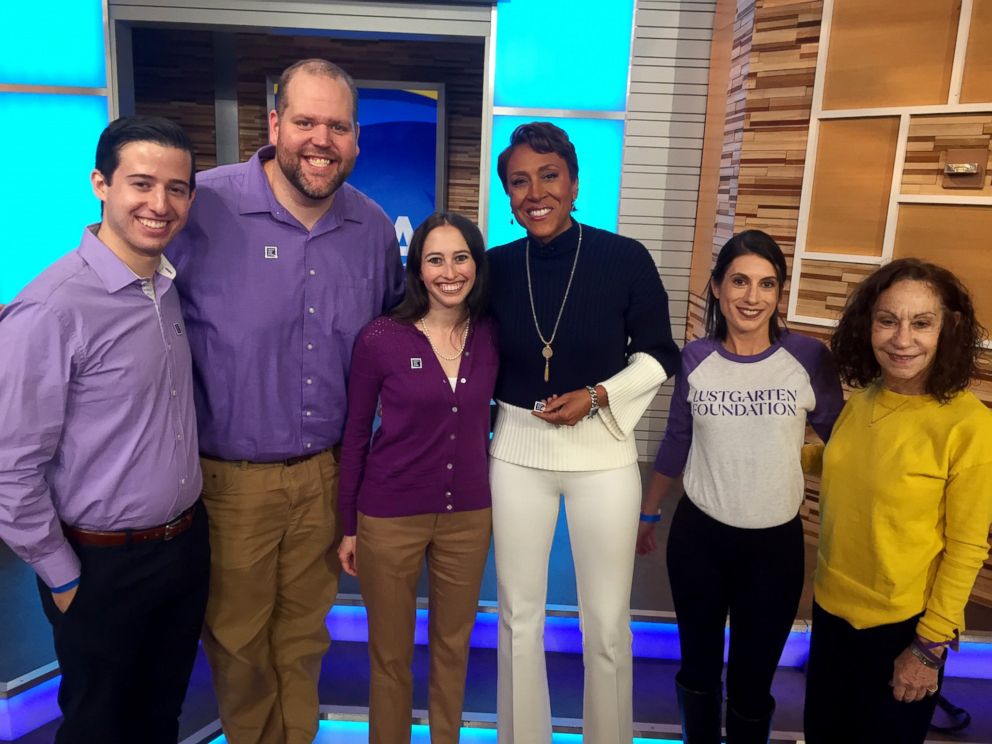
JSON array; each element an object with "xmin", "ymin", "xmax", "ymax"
[
  {"xmin": 526, "ymin": 223, "xmax": 583, "ymax": 382},
  {"xmin": 418, "ymin": 316, "xmax": 470, "ymax": 361}
]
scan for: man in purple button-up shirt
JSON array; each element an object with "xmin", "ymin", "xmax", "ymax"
[
  {"xmin": 166, "ymin": 58, "xmax": 404, "ymax": 744},
  {"xmin": 0, "ymin": 116, "xmax": 209, "ymax": 744}
]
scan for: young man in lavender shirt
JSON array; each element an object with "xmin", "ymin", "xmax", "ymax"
[
  {"xmin": 165, "ymin": 58, "xmax": 404, "ymax": 744},
  {"xmin": 0, "ymin": 116, "xmax": 207, "ymax": 744}
]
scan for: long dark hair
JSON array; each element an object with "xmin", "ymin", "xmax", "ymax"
[
  {"xmin": 390, "ymin": 212, "xmax": 489, "ymax": 324},
  {"xmin": 704, "ymin": 230, "xmax": 788, "ymax": 342},
  {"xmin": 831, "ymin": 258, "xmax": 985, "ymax": 402}
]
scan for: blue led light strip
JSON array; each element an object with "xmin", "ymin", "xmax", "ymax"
[{"xmin": 208, "ymin": 720, "xmax": 681, "ymax": 743}]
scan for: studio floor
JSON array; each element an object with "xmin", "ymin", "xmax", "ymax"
[{"xmin": 3, "ymin": 464, "xmax": 991, "ymax": 743}]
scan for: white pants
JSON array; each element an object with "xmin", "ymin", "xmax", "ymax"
[{"xmin": 491, "ymin": 458, "xmax": 641, "ymax": 744}]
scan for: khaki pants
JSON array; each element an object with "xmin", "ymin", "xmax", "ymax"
[
  {"xmin": 357, "ymin": 509, "xmax": 492, "ymax": 744},
  {"xmin": 200, "ymin": 451, "xmax": 341, "ymax": 744}
]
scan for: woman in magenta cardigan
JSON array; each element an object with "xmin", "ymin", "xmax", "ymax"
[{"xmin": 337, "ymin": 212, "xmax": 497, "ymax": 744}]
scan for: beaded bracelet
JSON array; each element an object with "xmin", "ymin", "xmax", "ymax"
[{"xmin": 909, "ymin": 638, "xmax": 945, "ymax": 669}]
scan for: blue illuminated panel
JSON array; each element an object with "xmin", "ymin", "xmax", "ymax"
[
  {"xmin": 494, "ymin": 0, "xmax": 634, "ymax": 112},
  {"xmin": 487, "ymin": 115, "xmax": 625, "ymax": 249},
  {"xmin": 0, "ymin": 94, "xmax": 107, "ymax": 304},
  {"xmin": 0, "ymin": 2, "xmax": 107, "ymax": 88},
  {"xmin": 209, "ymin": 720, "xmax": 679, "ymax": 743}
]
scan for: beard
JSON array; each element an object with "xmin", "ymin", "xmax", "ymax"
[{"xmin": 276, "ymin": 149, "xmax": 355, "ymax": 201}]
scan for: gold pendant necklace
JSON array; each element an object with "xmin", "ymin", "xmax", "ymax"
[{"xmin": 526, "ymin": 223, "xmax": 583, "ymax": 382}]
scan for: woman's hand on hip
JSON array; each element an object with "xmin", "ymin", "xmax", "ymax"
[
  {"xmin": 531, "ymin": 389, "xmax": 592, "ymax": 427},
  {"xmin": 338, "ymin": 535, "xmax": 358, "ymax": 577},
  {"xmin": 890, "ymin": 645, "xmax": 939, "ymax": 703}
]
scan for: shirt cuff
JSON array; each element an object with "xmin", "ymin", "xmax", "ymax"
[
  {"xmin": 598, "ymin": 353, "xmax": 668, "ymax": 440},
  {"xmin": 33, "ymin": 541, "xmax": 82, "ymax": 591}
]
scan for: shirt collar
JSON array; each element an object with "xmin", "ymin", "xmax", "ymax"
[
  {"xmin": 238, "ymin": 145, "xmax": 367, "ymax": 232},
  {"xmin": 78, "ymin": 226, "xmax": 177, "ymax": 294}
]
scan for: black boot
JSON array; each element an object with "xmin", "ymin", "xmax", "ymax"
[
  {"xmin": 725, "ymin": 698, "xmax": 774, "ymax": 744},
  {"xmin": 676, "ymin": 677, "xmax": 723, "ymax": 744}
]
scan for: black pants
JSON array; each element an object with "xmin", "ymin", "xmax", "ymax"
[
  {"xmin": 38, "ymin": 503, "xmax": 210, "ymax": 744},
  {"xmin": 804, "ymin": 601, "xmax": 941, "ymax": 744},
  {"xmin": 667, "ymin": 496, "xmax": 804, "ymax": 718}
]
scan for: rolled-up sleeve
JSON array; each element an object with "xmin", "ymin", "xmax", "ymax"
[{"xmin": 0, "ymin": 301, "xmax": 81, "ymax": 587}]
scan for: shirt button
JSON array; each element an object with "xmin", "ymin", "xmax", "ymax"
[
  {"xmin": 451, "ymin": 406, "xmax": 458, "ymax": 413},
  {"xmin": 464, "ymin": 351, "xmax": 470, "ymax": 356},
  {"xmin": 180, "ymin": 478, "xmax": 186, "ymax": 485},
  {"xmin": 307, "ymin": 343, "xmax": 314, "ymax": 350},
  {"xmin": 446, "ymin": 463, "xmax": 453, "ymax": 470},
  {"xmin": 306, "ymin": 378, "xmax": 313, "ymax": 385},
  {"xmin": 305, "ymin": 442, "xmax": 313, "ymax": 449},
  {"xmin": 450, "ymin": 433, "xmax": 456, "ymax": 440},
  {"xmin": 445, "ymin": 491, "xmax": 452, "ymax": 497},
  {"xmin": 171, "ymin": 389, "xmax": 177, "ymax": 397},
  {"xmin": 309, "ymin": 269, "xmax": 316, "ymax": 276},
  {"xmin": 305, "ymin": 410, "xmax": 312, "ymax": 417},
  {"xmin": 461, "ymin": 378, "xmax": 467, "ymax": 383},
  {"xmin": 177, "ymin": 433, "xmax": 183, "ymax": 440},
  {"xmin": 445, "ymin": 504, "xmax": 453, "ymax": 511},
  {"xmin": 308, "ymin": 307, "xmax": 315, "ymax": 314}
]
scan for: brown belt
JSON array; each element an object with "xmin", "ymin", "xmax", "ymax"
[
  {"xmin": 63, "ymin": 504, "xmax": 197, "ymax": 547},
  {"xmin": 201, "ymin": 447, "xmax": 334, "ymax": 468}
]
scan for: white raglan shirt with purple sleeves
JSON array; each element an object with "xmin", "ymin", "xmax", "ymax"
[{"xmin": 654, "ymin": 332, "xmax": 842, "ymax": 529}]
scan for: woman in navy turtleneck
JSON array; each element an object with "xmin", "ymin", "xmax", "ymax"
[{"xmin": 487, "ymin": 121, "xmax": 681, "ymax": 743}]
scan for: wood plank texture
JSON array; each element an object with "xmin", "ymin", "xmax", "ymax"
[{"xmin": 901, "ymin": 113, "xmax": 992, "ymax": 196}]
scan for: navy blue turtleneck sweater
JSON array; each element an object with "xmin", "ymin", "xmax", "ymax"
[{"xmin": 488, "ymin": 221, "xmax": 680, "ymax": 408}]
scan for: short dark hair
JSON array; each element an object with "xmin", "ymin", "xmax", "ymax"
[
  {"xmin": 276, "ymin": 58, "xmax": 359, "ymax": 125},
  {"xmin": 390, "ymin": 212, "xmax": 489, "ymax": 324},
  {"xmin": 95, "ymin": 115, "xmax": 196, "ymax": 189},
  {"xmin": 704, "ymin": 230, "xmax": 788, "ymax": 342},
  {"xmin": 496, "ymin": 121, "xmax": 579, "ymax": 193},
  {"xmin": 831, "ymin": 258, "xmax": 985, "ymax": 402}
]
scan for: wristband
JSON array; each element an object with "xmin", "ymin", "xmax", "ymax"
[
  {"xmin": 639, "ymin": 512, "xmax": 662, "ymax": 523},
  {"xmin": 909, "ymin": 640, "xmax": 945, "ymax": 669}
]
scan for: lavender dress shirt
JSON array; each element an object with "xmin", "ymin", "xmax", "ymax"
[
  {"xmin": 166, "ymin": 146, "xmax": 405, "ymax": 461},
  {"xmin": 338, "ymin": 316, "xmax": 499, "ymax": 536},
  {"xmin": 0, "ymin": 228, "xmax": 202, "ymax": 589}
]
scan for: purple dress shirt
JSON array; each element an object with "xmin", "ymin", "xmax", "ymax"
[
  {"xmin": 0, "ymin": 228, "xmax": 202, "ymax": 589},
  {"xmin": 338, "ymin": 316, "xmax": 499, "ymax": 536},
  {"xmin": 166, "ymin": 146, "xmax": 405, "ymax": 461}
]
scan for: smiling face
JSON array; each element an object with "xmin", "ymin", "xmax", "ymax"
[
  {"xmin": 269, "ymin": 71, "xmax": 359, "ymax": 204},
  {"xmin": 711, "ymin": 253, "xmax": 781, "ymax": 347},
  {"xmin": 871, "ymin": 279, "xmax": 943, "ymax": 395},
  {"xmin": 420, "ymin": 224, "xmax": 477, "ymax": 313},
  {"xmin": 505, "ymin": 144, "xmax": 578, "ymax": 244},
  {"xmin": 92, "ymin": 141, "xmax": 194, "ymax": 269}
]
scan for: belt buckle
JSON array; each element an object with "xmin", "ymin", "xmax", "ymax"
[{"xmin": 162, "ymin": 515, "xmax": 184, "ymax": 541}]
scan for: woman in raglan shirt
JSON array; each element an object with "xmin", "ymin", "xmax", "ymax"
[{"xmin": 636, "ymin": 230, "xmax": 843, "ymax": 743}]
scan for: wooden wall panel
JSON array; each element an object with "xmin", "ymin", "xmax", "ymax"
[
  {"xmin": 821, "ymin": 0, "xmax": 960, "ymax": 110},
  {"xmin": 961, "ymin": 0, "xmax": 992, "ymax": 104},
  {"xmin": 132, "ymin": 28, "xmax": 218, "ymax": 170},
  {"xmin": 794, "ymin": 259, "xmax": 874, "ymax": 320},
  {"xmin": 902, "ymin": 113, "xmax": 992, "ymax": 196},
  {"xmin": 806, "ymin": 117, "xmax": 900, "ymax": 255},
  {"xmin": 893, "ymin": 204, "xmax": 992, "ymax": 331}
]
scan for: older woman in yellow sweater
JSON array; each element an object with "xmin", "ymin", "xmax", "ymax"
[{"xmin": 804, "ymin": 258, "xmax": 992, "ymax": 744}]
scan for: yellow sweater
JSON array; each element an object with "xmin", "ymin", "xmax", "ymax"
[{"xmin": 814, "ymin": 385, "xmax": 992, "ymax": 642}]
